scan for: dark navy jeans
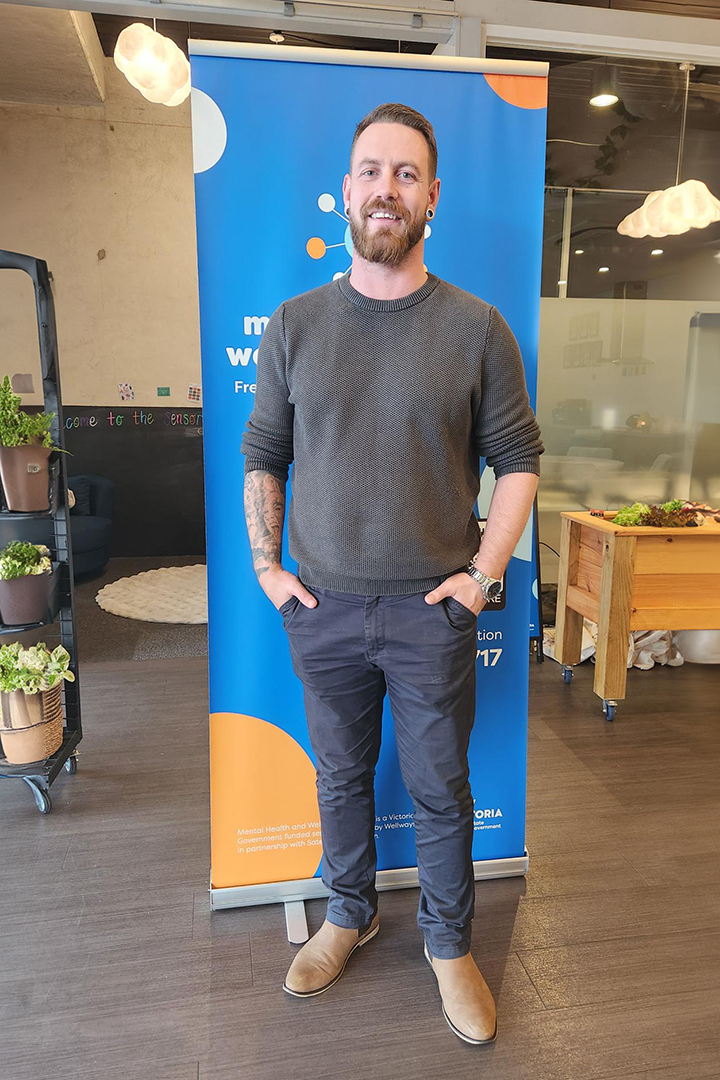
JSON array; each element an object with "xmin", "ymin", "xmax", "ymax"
[{"xmin": 279, "ymin": 583, "xmax": 478, "ymax": 959}]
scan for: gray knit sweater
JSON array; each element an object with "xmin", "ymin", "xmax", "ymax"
[{"xmin": 241, "ymin": 272, "xmax": 544, "ymax": 595}]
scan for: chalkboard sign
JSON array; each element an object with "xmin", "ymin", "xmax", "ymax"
[{"xmin": 63, "ymin": 407, "xmax": 206, "ymax": 557}]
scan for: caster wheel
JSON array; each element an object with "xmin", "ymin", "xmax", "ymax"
[
  {"xmin": 32, "ymin": 787, "xmax": 52, "ymax": 813},
  {"xmin": 602, "ymin": 700, "xmax": 617, "ymax": 722},
  {"xmin": 64, "ymin": 756, "xmax": 78, "ymax": 774},
  {"xmin": 562, "ymin": 667, "xmax": 573, "ymax": 684},
  {"xmin": 23, "ymin": 777, "xmax": 52, "ymax": 813}
]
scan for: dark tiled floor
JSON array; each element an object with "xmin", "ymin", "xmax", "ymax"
[
  {"xmin": 73, "ymin": 556, "xmax": 208, "ymax": 663},
  {"xmin": 10, "ymin": 557, "xmax": 208, "ymax": 664},
  {"xmin": 1, "ymin": 655, "xmax": 719, "ymax": 1080}
]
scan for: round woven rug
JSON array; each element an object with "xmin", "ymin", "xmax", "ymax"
[{"xmin": 95, "ymin": 565, "xmax": 208, "ymax": 624}]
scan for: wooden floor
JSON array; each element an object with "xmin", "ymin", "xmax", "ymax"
[{"xmin": 1, "ymin": 655, "xmax": 719, "ymax": 1080}]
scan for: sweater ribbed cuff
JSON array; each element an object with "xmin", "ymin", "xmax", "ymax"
[
  {"xmin": 493, "ymin": 458, "xmax": 541, "ymax": 479},
  {"xmin": 243, "ymin": 458, "xmax": 289, "ymax": 482}
]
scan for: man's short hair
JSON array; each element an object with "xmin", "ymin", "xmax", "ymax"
[{"xmin": 350, "ymin": 103, "xmax": 438, "ymax": 180}]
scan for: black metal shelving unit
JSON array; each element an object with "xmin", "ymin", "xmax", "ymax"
[{"xmin": 0, "ymin": 250, "xmax": 81, "ymax": 813}]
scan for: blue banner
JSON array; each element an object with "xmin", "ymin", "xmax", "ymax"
[{"xmin": 189, "ymin": 46, "xmax": 547, "ymax": 891}]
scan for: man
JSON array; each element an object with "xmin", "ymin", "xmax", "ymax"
[{"xmin": 241, "ymin": 103, "xmax": 543, "ymax": 1046}]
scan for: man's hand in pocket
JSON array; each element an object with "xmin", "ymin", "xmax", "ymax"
[{"xmin": 261, "ymin": 566, "xmax": 318, "ymax": 611}]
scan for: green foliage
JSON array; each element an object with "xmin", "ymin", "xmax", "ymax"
[
  {"xmin": 0, "ymin": 541, "xmax": 51, "ymax": 581},
  {"xmin": 0, "ymin": 642, "xmax": 75, "ymax": 695},
  {"xmin": 0, "ymin": 375, "xmax": 55, "ymax": 449},
  {"xmin": 640, "ymin": 504, "xmax": 692, "ymax": 528},
  {"xmin": 614, "ymin": 502, "xmax": 649, "ymax": 526},
  {"xmin": 615, "ymin": 499, "xmax": 693, "ymax": 528}
]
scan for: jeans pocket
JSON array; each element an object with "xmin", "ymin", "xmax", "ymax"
[
  {"xmin": 279, "ymin": 595, "xmax": 300, "ymax": 619},
  {"xmin": 444, "ymin": 595, "xmax": 478, "ymax": 628},
  {"xmin": 281, "ymin": 593, "xmax": 320, "ymax": 629}
]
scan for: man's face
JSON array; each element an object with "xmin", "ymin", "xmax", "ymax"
[{"xmin": 342, "ymin": 122, "xmax": 439, "ymax": 268}]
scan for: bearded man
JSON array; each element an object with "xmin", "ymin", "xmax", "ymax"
[{"xmin": 241, "ymin": 102, "xmax": 544, "ymax": 1046}]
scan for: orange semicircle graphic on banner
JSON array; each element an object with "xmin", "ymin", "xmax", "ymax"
[
  {"xmin": 483, "ymin": 74, "xmax": 547, "ymax": 110},
  {"xmin": 210, "ymin": 712, "xmax": 321, "ymax": 889}
]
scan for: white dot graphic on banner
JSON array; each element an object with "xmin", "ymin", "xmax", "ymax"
[
  {"xmin": 318, "ymin": 193, "xmax": 336, "ymax": 212},
  {"xmin": 191, "ymin": 89, "xmax": 227, "ymax": 174}
]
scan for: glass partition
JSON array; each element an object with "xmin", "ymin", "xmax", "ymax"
[
  {"xmin": 487, "ymin": 46, "xmax": 720, "ymax": 583},
  {"xmin": 536, "ymin": 203, "xmax": 720, "ymax": 582}
]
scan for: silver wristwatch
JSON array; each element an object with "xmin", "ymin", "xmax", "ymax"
[{"xmin": 465, "ymin": 561, "xmax": 503, "ymax": 601}]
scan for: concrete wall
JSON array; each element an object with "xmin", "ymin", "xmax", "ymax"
[{"xmin": 0, "ymin": 58, "xmax": 201, "ymax": 410}]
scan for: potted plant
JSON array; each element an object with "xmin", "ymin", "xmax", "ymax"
[
  {"xmin": 0, "ymin": 541, "xmax": 58, "ymax": 625},
  {"xmin": 0, "ymin": 642, "xmax": 74, "ymax": 765},
  {"xmin": 0, "ymin": 375, "xmax": 57, "ymax": 511}
]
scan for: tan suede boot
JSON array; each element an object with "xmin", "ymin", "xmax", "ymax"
[
  {"xmin": 283, "ymin": 914, "xmax": 380, "ymax": 997},
  {"xmin": 424, "ymin": 943, "xmax": 498, "ymax": 1045}
]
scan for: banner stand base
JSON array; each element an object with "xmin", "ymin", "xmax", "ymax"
[
  {"xmin": 211, "ymin": 850, "xmax": 529, "ymax": 932},
  {"xmin": 284, "ymin": 899, "xmax": 309, "ymax": 943}
]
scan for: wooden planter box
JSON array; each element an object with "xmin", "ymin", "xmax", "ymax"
[{"xmin": 555, "ymin": 512, "xmax": 720, "ymax": 706}]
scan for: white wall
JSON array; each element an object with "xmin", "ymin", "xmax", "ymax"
[{"xmin": 0, "ymin": 59, "xmax": 201, "ymax": 409}]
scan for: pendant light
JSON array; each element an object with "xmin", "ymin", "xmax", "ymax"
[
  {"xmin": 114, "ymin": 21, "xmax": 191, "ymax": 107},
  {"xmin": 589, "ymin": 62, "xmax": 618, "ymax": 108},
  {"xmin": 617, "ymin": 63, "xmax": 720, "ymax": 238}
]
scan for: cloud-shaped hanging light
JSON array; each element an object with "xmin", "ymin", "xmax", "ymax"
[
  {"xmin": 114, "ymin": 23, "xmax": 190, "ymax": 107},
  {"xmin": 617, "ymin": 179, "xmax": 720, "ymax": 238}
]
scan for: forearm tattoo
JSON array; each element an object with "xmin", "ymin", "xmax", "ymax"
[{"xmin": 244, "ymin": 470, "xmax": 286, "ymax": 578}]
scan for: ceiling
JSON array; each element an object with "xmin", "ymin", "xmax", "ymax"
[
  {"xmin": 3, "ymin": 3, "xmax": 720, "ymax": 301},
  {"xmin": 91, "ymin": 13, "xmax": 437, "ymax": 58},
  {"xmin": 525, "ymin": 0, "xmax": 720, "ymax": 18},
  {"xmin": 0, "ymin": 4, "xmax": 105, "ymax": 105}
]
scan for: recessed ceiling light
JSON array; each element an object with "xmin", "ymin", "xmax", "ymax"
[
  {"xmin": 574, "ymin": 249, "xmax": 584, "ymax": 255},
  {"xmin": 651, "ymin": 248, "xmax": 664, "ymax": 255},
  {"xmin": 598, "ymin": 266, "xmax": 610, "ymax": 273},
  {"xmin": 269, "ymin": 31, "xmax": 285, "ymax": 43}
]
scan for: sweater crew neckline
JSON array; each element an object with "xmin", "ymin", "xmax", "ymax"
[{"xmin": 336, "ymin": 271, "xmax": 440, "ymax": 312}]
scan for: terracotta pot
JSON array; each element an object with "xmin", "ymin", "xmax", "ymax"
[
  {"xmin": 0, "ymin": 445, "xmax": 51, "ymax": 511},
  {"xmin": 0, "ymin": 567, "xmax": 57, "ymax": 626},
  {"xmin": 0, "ymin": 683, "xmax": 63, "ymax": 765}
]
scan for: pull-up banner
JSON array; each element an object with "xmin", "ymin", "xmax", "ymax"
[{"xmin": 189, "ymin": 42, "xmax": 548, "ymax": 905}]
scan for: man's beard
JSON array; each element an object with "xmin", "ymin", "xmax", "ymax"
[{"xmin": 348, "ymin": 200, "xmax": 426, "ymax": 267}]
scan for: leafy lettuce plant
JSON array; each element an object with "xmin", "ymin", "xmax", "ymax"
[
  {"xmin": 0, "ymin": 375, "xmax": 55, "ymax": 449},
  {"xmin": 0, "ymin": 541, "xmax": 52, "ymax": 581},
  {"xmin": 613, "ymin": 502, "xmax": 649, "ymax": 526},
  {"xmin": 0, "ymin": 643, "xmax": 75, "ymax": 694},
  {"xmin": 614, "ymin": 499, "xmax": 694, "ymax": 528}
]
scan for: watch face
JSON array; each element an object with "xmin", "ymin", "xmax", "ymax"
[{"xmin": 486, "ymin": 580, "xmax": 503, "ymax": 600}]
